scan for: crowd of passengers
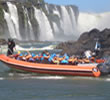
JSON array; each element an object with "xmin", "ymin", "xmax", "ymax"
[{"xmin": 9, "ymin": 50, "xmax": 101, "ymax": 65}]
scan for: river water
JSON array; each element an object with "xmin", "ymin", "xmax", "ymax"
[{"xmin": 0, "ymin": 42, "xmax": 110, "ymax": 100}]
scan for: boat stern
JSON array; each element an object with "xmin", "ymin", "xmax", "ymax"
[{"xmin": 92, "ymin": 67, "xmax": 101, "ymax": 77}]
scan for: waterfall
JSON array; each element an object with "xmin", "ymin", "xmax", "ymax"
[
  {"xmin": 3, "ymin": 10, "xmax": 17, "ymax": 39},
  {"xmin": 23, "ymin": 7, "xmax": 35, "ymax": 40},
  {"xmin": 2, "ymin": 1, "xmax": 110, "ymax": 41},
  {"xmin": 52, "ymin": 6, "xmax": 62, "ymax": 35},
  {"xmin": 44, "ymin": 4, "xmax": 78, "ymax": 40},
  {"xmin": 34, "ymin": 7, "xmax": 54, "ymax": 41},
  {"xmin": 53, "ymin": 6, "xmax": 61, "ymax": 18},
  {"xmin": 45, "ymin": 4, "xmax": 49, "ymax": 14},
  {"xmin": 3, "ymin": 2, "xmax": 78, "ymax": 41},
  {"xmin": 52, "ymin": 22, "xmax": 59, "ymax": 34},
  {"xmin": 61, "ymin": 6, "xmax": 74, "ymax": 35},
  {"xmin": 6, "ymin": 2, "xmax": 21, "ymax": 40},
  {"xmin": 69, "ymin": 7, "xmax": 77, "ymax": 33}
]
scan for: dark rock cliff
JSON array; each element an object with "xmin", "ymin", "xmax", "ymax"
[{"xmin": 56, "ymin": 28, "xmax": 110, "ymax": 57}]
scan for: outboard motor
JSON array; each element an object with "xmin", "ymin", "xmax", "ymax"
[{"xmin": 97, "ymin": 63, "xmax": 110, "ymax": 75}]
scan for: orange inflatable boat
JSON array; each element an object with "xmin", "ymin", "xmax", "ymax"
[{"xmin": 0, "ymin": 54, "xmax": 101, "ymax": 77}]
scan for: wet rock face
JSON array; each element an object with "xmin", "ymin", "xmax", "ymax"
[{"xmin": 56, "ymin": 28, "xmax": 110, "ymax": 57}]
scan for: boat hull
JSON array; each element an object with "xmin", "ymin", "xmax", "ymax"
[{"xmin": 0, "ymin": 54, "xmax": 101, "ymax": 77}]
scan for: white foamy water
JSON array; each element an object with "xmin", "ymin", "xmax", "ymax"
[
  {"xmin": 105, "ymin": 78, "xmax": 110, "ymax": 82},
  {"xmin": 10, "ymin": 74, "xmax": 66, "ymax": 80},
  {"xmin": 15, "ymin": 44, "xmax": 54, "ymax": 51},
  {"xmin": 8, "ymin": 73, "xmax": 14, "ymax": 76},
  {"xmin": 35, "ymin": 76, "xmax": 66, "ymax": 80},
  {"xmin": 0, "ymin": 77, "xmax": 5, "ymax": 80}
]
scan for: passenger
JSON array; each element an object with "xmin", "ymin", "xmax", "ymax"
[
  {"xmin": 16, "ymin": 52, "xmax": 23, "ymax": 60},
  {"xmin": 16, "ymin": 51, "xmax": 32, "ymax": 61},
  {"xmin": 60, "ymin": 59, "xmax": 68, "ymax": 64},
  {"xmin": 57, "ymin": 56, "xmax": 64, "ymax": 62},
  {"xmin": 48, "ymin": 53, "xmax": 57, "ymax": 63},
  {"xmin": 83, "ymin": 58, "xmax": 90, "ymax": 63},
  {"xmin": 63, "ymin": 53, "xmax": 69, "ymax": 60},
  {"xmin": 51, "ymin": 54, "xmax": 61, "ymax": 64},
  {"xmin": 28, "ymin": 57, "xmax": 35, "ymax": 62},
  {"xmin": 28, "ymin": 53, "xmax": 36, "ymax": 62},
  {"xmin": 84, "ymin": 50, "xmax": 92, "ymax": 59},
  {"xmin": 41, "ymin": 53, "xmax": 46, "ymax": 61},
  {"xmin": 9, "ymin": 51, "xmax": 21, "ymax": 59},
  {"xmin": 60, "ymin": 53, "xmax": 69, "ymax": 64},
  {"xmin": 25, "ymin": 51, "xmax": 32, "ymax": 60},
  {"xmin": 68, "ymin": 56, "xmax": 76, "ymax": 65},
  {"xmin": 90, "ymin": 57, "xmax": 95, "ymax": 62},
  {"xmin": 33, "ymin": 53, "xmax": 41, "ymax": 62},
  {"xmin": 40, "ymin": 50, "xmax": 50, "ymax": 63},
  {"xmin": 52, "ymin": 57, "xmax": 60, "ymax": 64},
  {"xmin": 94, "ymin": 39, "xmax": 101, "ymax": 57}
]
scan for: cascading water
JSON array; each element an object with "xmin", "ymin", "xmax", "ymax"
[
  {"xmin": 3, "ymin": 2, "xmax": 78, "ymax": 41},
  {"xmin": 69, "ymin": 7, "xmax": 77, "ymax": 33},
  {"xmin": 3, "ymin": 10, "xmax": 17, "ymax": 39},
  {"xmin": 34, "ymin": 7, "xmax": 54, "ymax": 41},
  {"xmin": 52, "ymin": 22, "xmax": 59, "ymax": 34},
  {"xmin": 61, "ymin": 6, "xmax": 73, "ymax": 35},
  {"xmin": 52, "ymin": 6, "xmax": 63, "ymax": 36},
  {"xmin": 45, "ymin": 4, "xmax": 49, "ymax": 14},
  {"xmin": 6, "ymin": 2, "xmax": 21, "ymax": 40},
  {"xmin": 23, "ymin": 7, "xmax": 35, "ymax": 40},
  {"xmin": 44, "ymin": 4, "xmax": 79, "ymax": 40},
  {"xmin": 2, "ymin": 1, "xmax": 110, "ymax": 41},
  {"xmin": 53, "ymin": 6, "xmax": 61, "ymax": 18}
]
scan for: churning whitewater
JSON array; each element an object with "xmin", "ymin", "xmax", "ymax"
[{"xmin": 3, "ymin": 2, "xmax": 110, "ymax": 41}]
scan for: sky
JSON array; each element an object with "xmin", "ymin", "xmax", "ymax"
[{"xmin": 44, "ymin": 0, "xmax": 110, "ymax": 13}]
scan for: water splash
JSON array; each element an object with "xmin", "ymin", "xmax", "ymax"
[{"xmin": 0, "ymin": 77, "xmax": 4, "ymax": 80}]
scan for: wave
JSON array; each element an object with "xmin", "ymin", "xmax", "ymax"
[
  {"xmin": 105, "ymin": 78, "xmax": 110, "ymax": 82},
  {"xmin": 0, "ymin": 77, "xmax": 5, "ymax": 80},
  {"xmin": 15, "ymin": 45, "xmax": 55, "ymax": 51},
  {"xmin": 1, "ymin": 72, "xmax": 110, "ymax": 81},
  {"xmin": 34, "ymin": 76, "xmax": 66, "ymax": 80},
  {"xmin": 0, "ymin": 44, "xmax": 59, "ymax": 54},
  {"xmin": 0, "ymin": 72, "xmax": 66, "ymax": 80}
]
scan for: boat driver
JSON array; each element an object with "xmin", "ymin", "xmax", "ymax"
[{"xmin": 7, "ymin": 38, "xmax": 16, "ymax": 56}]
